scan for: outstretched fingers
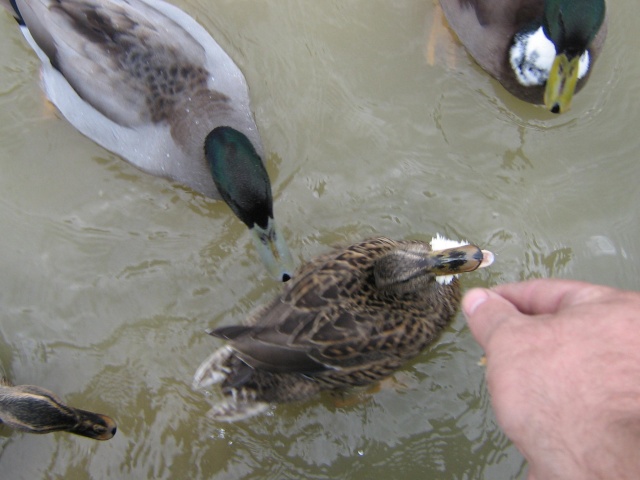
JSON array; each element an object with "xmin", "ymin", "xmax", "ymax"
[{"xmin": 492, "ymin": 278, "xmax": 616, "ymax": 315}]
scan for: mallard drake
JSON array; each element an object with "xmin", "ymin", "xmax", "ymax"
[
  {"xmin": 3, "ymin": 0, "xmax": 294, "ymax": 282},
  {"xmin": 439, "ymin": 0, "xmax": 607, "ymax": 113},
  {"xmin": 193, "ymin": 235, "xmax": 494, "ymax": 421},
  {"xmin": 0, "ymin": 376, "xmax": 116, "ymax": 440}
]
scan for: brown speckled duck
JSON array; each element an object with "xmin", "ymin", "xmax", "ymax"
[
  {"xmin": 194, "ymin": 235, "xmax": 494, "ymax": 421},
  {"xmin": 439, "ymin": 0, "xmax": 607, "ymax": 113},
  {"xmin": 0, "ymin": 376, "xmax": 116, "ymax": 440}
]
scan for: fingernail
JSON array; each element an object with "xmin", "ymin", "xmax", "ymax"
[{"xmin": 462, "ymin": 288, "xmax": 490, "ymax": 317}]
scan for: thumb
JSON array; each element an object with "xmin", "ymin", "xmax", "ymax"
[{"xmin": 462, "ymin": 288, "xmax": 523, "ymax": 351}]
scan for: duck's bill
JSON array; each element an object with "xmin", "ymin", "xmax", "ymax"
[
  {"xmin": 544, "ymin": 54, "xmax": 581, "ymax": 114},
  {"xmin": 250, "ymin": 218, "xmax": 295, "ymax": 282},
  {"xmin": 69, "ymin": 411, "xmax": 117, "ymax": 440},
  {"xmin": 428, "ymin": 244, "xmax": 494, "ymax": 276}
]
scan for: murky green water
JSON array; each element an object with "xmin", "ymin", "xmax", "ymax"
[{"xmin": 0, "ymin": 1, "xmax": 638, "ymax": 478}]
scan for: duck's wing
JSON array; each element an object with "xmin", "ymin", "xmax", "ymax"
[
  {"xmin": 211, "ymin": 302, "xmax": 382, "ymax": 375},
  {"xmin": 439, "ymin": 0, "xmax": 544, "ymax": 78},
  {"xmin": 210, "ymin": 253, "xmax": 399, "ymax": 375},
  {"xmin": 13, "ymin": 0, "xmax": 259, "ymax": 198}
]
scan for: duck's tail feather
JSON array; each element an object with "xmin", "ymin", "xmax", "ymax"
[
  {"xmin": 194, "ymin": 346, "xmax": 270, "ymax": 421},
  {"xmin": 193, "ymin": 346, "xmax": 234, "ymax": 389},
  {"xmin": 207, "ymin": 389, "xmax": 270, "ymax": 422}
]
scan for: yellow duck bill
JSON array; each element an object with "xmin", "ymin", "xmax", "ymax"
[{"xmin": 544, "ymin": 53, "xmax": 581, "ymax": 114}]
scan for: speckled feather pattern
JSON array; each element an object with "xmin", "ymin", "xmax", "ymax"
[
  {"xmin": 209, "ymin": 237, "xmax": 462, "ymax": 405},
  {"xmin": 11, "ymin": 0, "xmax": 263, "ymax": 199},
  {"xmin": 44, "ymin": 0, "xmax": 233, "ymax": 132}
]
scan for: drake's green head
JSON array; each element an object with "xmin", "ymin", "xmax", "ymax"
[
  {"xmin": 542, "ymin": 0, "xmax": 606, "ymax": 113},
  {"xmin": 205, "ymin": 127, "xmax": 294, "ymax": 282},
  {"xmin": 542, "ymin": 0, "xmax": 605, "ymax": 58},
  {"xmin": 205, "ymin": 127, "xmax": 273, "ymax": 230}
]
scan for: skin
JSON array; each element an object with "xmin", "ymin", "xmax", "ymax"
[{"xmin": 462, "ymin": 279, "xmax": 640, "ymax": 480}]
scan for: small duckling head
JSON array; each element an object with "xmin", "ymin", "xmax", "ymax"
[
  {"xmin": 65, "ymin": 407, "xmax": 118, "ymax": 441},
  {"xmin": 374, "ymin": 235, "xmax": 494, "ymax": 295},
  {"xmin": 204, "ymin": 127, "xmax": 294, "ymax": 282},
  {"xmin": 0, "ymin": 385, "xmax": 116, "ymax": 440}
]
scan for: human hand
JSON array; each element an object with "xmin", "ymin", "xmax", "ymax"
[{"xmin": 462, "ymin": 279, "xmax": 640, "ymax": 480}]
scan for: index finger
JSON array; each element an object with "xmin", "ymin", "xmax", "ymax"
[{"xmin": 492, "ymin": 278, "xmax": 610, "ymax": 315}]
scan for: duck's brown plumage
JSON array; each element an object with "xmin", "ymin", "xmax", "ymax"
[{"xmin": 194, "ymin": 236, "xmax": 493, "ymax": 421}]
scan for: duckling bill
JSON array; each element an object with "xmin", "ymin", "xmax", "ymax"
[
  {"xmin": 194, "ymin": 235, "xmax": 494, "ymax": 422},
  {"xmin": 0, "ymin": 379, "xmax": 116, "ymax": 440},
  {"xmin": 439, "ymin": 0, "xmax": 607, "ymax": 113},
  {"xmin": 3, "ymin": 0, "xmax": 294, "ymax": 281}
]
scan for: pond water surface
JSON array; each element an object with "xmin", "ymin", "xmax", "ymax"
[{"xmin": 0, "ymin": 1, "xmax": 638, "ymax": 479}]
